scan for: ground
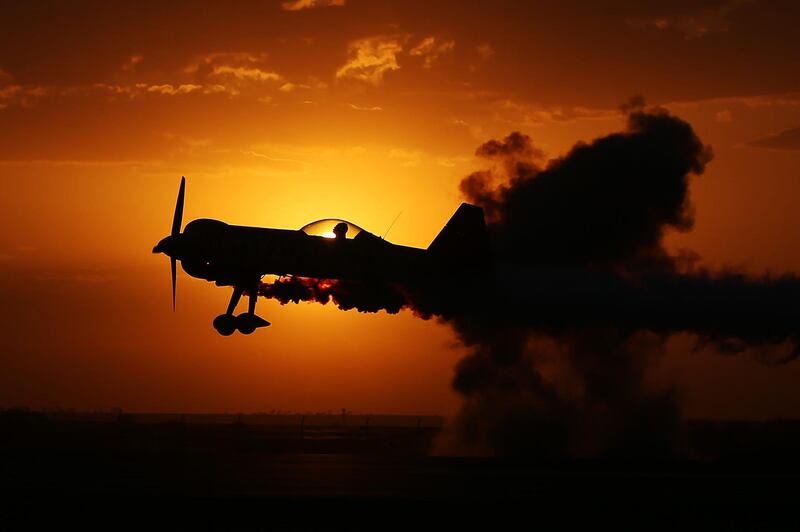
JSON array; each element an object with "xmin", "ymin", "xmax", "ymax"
[{"xmin": 2, "ymin": 411, "xmax": 798, "ymax": 529}]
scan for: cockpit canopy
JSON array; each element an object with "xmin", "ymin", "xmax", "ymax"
[{"xmin": 300, "ymin": 219, "xmax": 364, "ymax": 240}]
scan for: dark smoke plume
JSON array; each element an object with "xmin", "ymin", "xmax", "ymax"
[
  {"xmin": 259, "ymin": 276, "xmax": 407, "ymax": 314},
  {"xmin": 461, "ymin": 108, "xmax": 713, "ymax": 270},
  {"xmin": 260, "ymin": 106, "xmax": 800, "ymax": 458}
]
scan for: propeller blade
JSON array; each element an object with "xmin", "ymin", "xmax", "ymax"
[
  {"xmin": 171, "ymin": 176, "xmax": 185, "ymax": 237},
  {"xmin": 171, "ymin": 257, "xmax": 177, "ymax": 311}
]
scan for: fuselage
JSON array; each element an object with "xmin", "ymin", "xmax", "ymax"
[{"xmin": 171, "ymin": 218, "xmax": 433, "ymax": 287}]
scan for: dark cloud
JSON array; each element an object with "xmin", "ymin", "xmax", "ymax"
[{"xmin": 746, "ymin": 126, "xmax": 800, "ymax": 151}]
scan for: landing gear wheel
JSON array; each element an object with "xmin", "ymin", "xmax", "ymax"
[
  {"xmin": 213, "ymin": 314, "xmax": 236, "ymax": 336},
  {"xmin": 236, "ymin": 313, "xmax": 256, "ymax": 335}
]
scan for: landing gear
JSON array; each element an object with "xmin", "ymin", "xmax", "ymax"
[
  {"xmin": 213, "ymin": 314, "xmax": 237, "ymax": 336},
  {"xmin": 212, "ymin": 282, "xmax": 271, "ymax": 336}
]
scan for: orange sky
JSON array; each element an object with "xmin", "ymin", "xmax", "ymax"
[{"xmin": 1, "ymin": 0, "xmax": 800, "ymax": 418}]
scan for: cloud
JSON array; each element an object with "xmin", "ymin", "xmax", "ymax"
[
  {"xmin": 409, "ymin": 37, "xmax": 435, "ymax": 56},
  {"xmin": 202, "ymin": 84, "xmax": 237, "ymax": 95},
  {"xmin": 182, "ymin": 55, "xmax": 316, "ymax": 97},
  {"xmin": 0, "ymin": 61, "xmax": 312, "ymax": 112},
  {"xmin": 746, "ymin": 126, "xmax": 800, "ymax": 151},
  {"xmin": 729, "ymin": 92, "xmax": 800, "ymax": 108},
  {"xmin": 211, "ymin": 65, "xmax": 283, "ymax": 82},
  {"xmin": 240, "ymin": 148, "xmax": 310, "ymax": 175},
  {"xmin": 476, "ymin": 44, "xmax": 494, "ymax": 59},
  {"xmin": 336, "ymin": 37, "xmax": 402, "ymax": 84},
  {"xmin": 281, "ymin": 0, "xmax": 345, "ymax": 11},
  {"xmin": 279, "ymin": 79, "xmax": 328, "ymax": 92},
  {"xmin": 715, "ymin": 109, "xmax": 733, "ymax": 123},
  {"xmin": 183, "ymin": 52, "xmax": 270, "ymax": 73},
  {"xmin": 450, "ymin": 119, "xmax": 485, "ymax": 140},
  {"xmin": 664, "ymin": 91, "xmax": 800, "ymax": 113},
  {"xmin": 121, "ymin": 54, "xmax": 143, "ymax": 72},
  {"xmin": 161, "ymin": 132, "xmax": 211, "ymax": 147},
  {"xmin": 0, "ymin": 84, "xmax": 21, "ymax": 99},
  {"xmin": 242, "ymin": 150, "xmax": 305, "ymax": 165},
  {"xmin": 177, "ymin": 54, "xmax": 291, "ymax": 97},
  {"xmin": 93, "ymin": 83, "xmax": 237, "ymax": 98},
  {"xmin": 0, "ymin": 84, "xmax": 53, "ymax": 109},
  {"xmin": 491, "ymin": 98, "xmax": 618, "ymax": 127},
  {"xmin": 182, "ymin": 53, "xmax": 279, "ymax": 94},
  {"xmin": 146, "ymin": 84, "xmax": 202, "ymax": 95},
  {"xmin": 409, "ymin": 36, "xmax": 455, "ymax": 68},
  {"xmin": 435, "ymin": 156, "xmax": 470, "ymax": 167},
  {"xmin": 626, "ymin": 0, "xmax": 752, "ymax": 39},
  {"xmin": 388, "ymin": 148, "xmax": 422, "ymax": 167},
  {"xmin": 0, "ymin": 158, "xmax": 157, "ymax": 166},
  {"xmin": 346, "ymin": 103, "xmax": 382, "ymax": 111}
]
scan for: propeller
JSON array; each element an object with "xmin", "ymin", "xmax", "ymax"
[
  {"xmin": 172, "ymin": 176, "xmax": 185, "ymax": 237},
  {"xmin": 170, "ymin": 177, "xmax": 185, "ymax": 311},
  {"xmin": 171, "ymin": 255, "xmax": 177, "ymax": 311}
]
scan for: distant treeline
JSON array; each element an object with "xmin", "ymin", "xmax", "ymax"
[{"xmin": 0, "ymin": 408, "xmax": 443, "ymax": 428}]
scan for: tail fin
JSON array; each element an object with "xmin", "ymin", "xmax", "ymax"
[{"xmin": 428, "ymin": 203, "xmax": 489, "ymax": 266}]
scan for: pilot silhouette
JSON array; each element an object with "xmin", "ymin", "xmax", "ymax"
[{"xmin": 333, "ymin": 222, "xmax": 348, "ymax": 241}]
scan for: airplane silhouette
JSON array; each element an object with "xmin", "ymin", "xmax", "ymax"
[{"xmin": 153, "ymin": 177, "xmax": 488, "ymax": 335}]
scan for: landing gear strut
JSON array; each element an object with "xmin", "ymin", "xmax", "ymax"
[{"xmin": 212, "ymin": 283, "xmax": 271, "ymax": 336}]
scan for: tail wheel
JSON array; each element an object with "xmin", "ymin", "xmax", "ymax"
[{"xmin": 213, "ymin": 314, "xmax": 236, "ymax": 336}]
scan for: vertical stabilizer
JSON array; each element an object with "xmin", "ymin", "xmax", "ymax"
[{"xmin": 427, "ymin": 203, "xmax": 488, "ymax": 266}]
